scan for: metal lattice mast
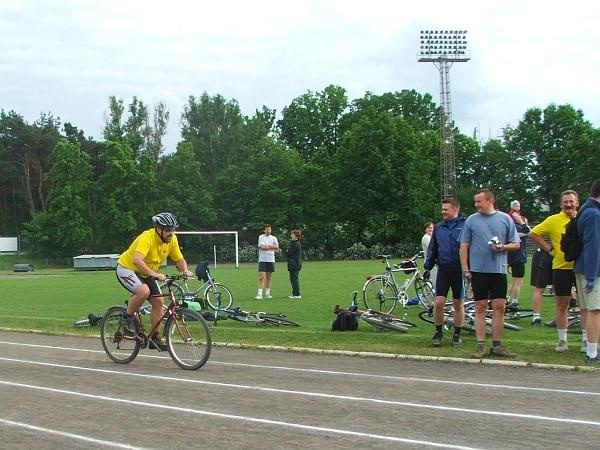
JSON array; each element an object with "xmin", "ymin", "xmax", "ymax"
[{"xmin": 418, "ymin": 30, "xmax": 470, "ymax": 199}]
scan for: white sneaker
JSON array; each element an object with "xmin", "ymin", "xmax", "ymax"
[
  {"xmin": 264, "ymin": 294, "xmax": 273, "ymax": 299},
  {"xmin": 288, "ymin": 295, "xmax": 302, "ymax": 299},
  {"xmin": 254, "ymin": 295, "xmax": 263, "ymax": 300},
  {"xmin": 555, "ymin": 340, "xmax": 568, "ymax": 353}
]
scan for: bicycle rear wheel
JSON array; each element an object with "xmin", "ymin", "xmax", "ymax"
[
  {"xmin": 261, "ymin": 315, "xmax": 300, "ymax": 326},
  {"xmin": 204, "ymin": 283, "xmax": 233, "ymax": 310},
  {"xmin": 414, "ymin": 278, "xmax": 434, "ymax": 310},
  {"xmin": 361, "ymin": 315, "xmax": 409, "ymax": 332},
  {"xmin": 100, "ymin": 306, "xmax": 141, "ymax": 364},
  {"xmin": 363, "ymin": 276, "xmax": 398, "ymax": 314},
  {"xmin": 165, "ymin": 308, "xmax": 212, "ymax": 370}
]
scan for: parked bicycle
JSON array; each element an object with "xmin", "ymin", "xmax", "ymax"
[
  {"xmin": 222, "ymin": 307, "xmax": 300, "ymax": 326},
  {"xmin": 164, "ymin": 261, "xmax": 233, "ymax": 311},
  {"xmin": 362, "ymin": 252, "xmax": 434, "ymax": 314},
  {"xmin": 100, "ymin": 274, "xmax": 212, "ymax": 370}
]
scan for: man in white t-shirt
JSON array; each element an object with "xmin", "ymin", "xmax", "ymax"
[{"xmin": 256, "ymin": 224, "xmax": 279, "ymax": 299}]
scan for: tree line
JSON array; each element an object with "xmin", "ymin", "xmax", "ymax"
[{"xmin": 1, "ymin": 85, "xmax": 598, "ymax": 259}]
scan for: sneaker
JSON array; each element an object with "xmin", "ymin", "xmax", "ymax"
[
  {"xmin": 121, "ymin": 314, "xmax": 137, "ymax": 336},
  {"xmin": 148, "ymin": 335, "xmax": 167, "ymax": 352},
  {"xmin": 264, "ymin": 294, "xmax": 273, "ymax": 299},
  {"xmin": 585, "ymin": 355, "xmax": 600, "ymax": 364},
  {"xmin": 452, "ymin": 334, "xmax": 462, "ymax": 346},
  {"xmin": 506, "ymin": 302, "xmax": 519, "ymax": 312},
  {"xmin": 254, "ymin": 295, "xmax": 263, "ymax": 300},
  {"xmin": 471, "ymin": 343, "xmax": 487, "ymax": 358},
  {"xmin": 555, "ymin": 340, "xmax": 569, "ymax": 353},
  {"xmin": 288, "ymin": 295, "xmax": 302, "ymax": 299},
  {"xmin": 431, "ymin": 332, "xmax": 443, "ymax": 347},
  {"xmin": 531, "ymin": 317, "xmax": 542, "ymax": 326},
  {"xmin": 489, "ymin": 345, "xmax": 517, "ymax": 358},
  {"xmin": 580, "ymin": 342, "xmax": 587, "ymax": 353}
]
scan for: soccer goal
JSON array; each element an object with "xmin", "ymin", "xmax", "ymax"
[{"xmin": 176, "ymin": 231, "xmax": 239, "ymax": 267}]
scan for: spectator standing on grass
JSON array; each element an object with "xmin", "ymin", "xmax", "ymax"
[
  {"xmin": 255, "ymin": 224, "xmax": 279, "ymax": 300},
  {"xmin": 424, "ymin": 198, "xmax": 466, "ymax": 347},
  {"xmin": 574, "ymin": 180, "xmax": 600, "ymax": 363},
  {"xmin": 506, "ymin": 200, "xmax": 531, "ymax": 307},
  {"xmin": 285, "ymin": 229, "xmax": 303, "ymax": 299},
  {"xmin": 459, "ymin": 189, "xmax": 520, "ymax": 359},
  {"xmin": 421, "ymin": 222, "xmax": 437, "ymax": 288},
  {"xmin": 530, "ymin": 190, "xmax": 583, "ymax": 353},
  {"xmin": 529, "ymin": 248, "xmax": 554, "ymax": 325}
]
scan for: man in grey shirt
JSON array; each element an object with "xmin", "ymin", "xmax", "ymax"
[{"xmin": 460, "ymin": 189, "xmax": 520, "ymax": 358}]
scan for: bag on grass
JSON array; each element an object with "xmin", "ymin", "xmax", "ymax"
[{"xmin": 331, "ymin": 304, "xmax": 358, "ymax": 331}]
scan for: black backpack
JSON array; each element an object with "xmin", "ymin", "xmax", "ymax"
[
  {"xmin": 561, "ymin": 208, "xmax": 587, "ymax": 262},
  {"xmin": 331, "ymin": 292, "xmax": 359, "ymax": 331}
]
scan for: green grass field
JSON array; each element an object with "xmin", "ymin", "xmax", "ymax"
[{"xmin": 0, "ymin": 258, "xmax": 589, "ymax": 366}]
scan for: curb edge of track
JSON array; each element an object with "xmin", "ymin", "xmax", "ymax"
[{"xmin": 1, "ymin": 327, "xmax": 598, "ymax": 373}]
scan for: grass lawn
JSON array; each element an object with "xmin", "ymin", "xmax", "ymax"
[{"xmin": 0, "ymin": 258, "xmax": 590, "ymax": 366}]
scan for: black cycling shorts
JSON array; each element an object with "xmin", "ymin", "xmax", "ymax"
[
  {"xmin": 509, "ymin": 262, "xmax": 525, "ymax": 279},
  {"xmin": 435, "ymin": 265, "xmax": 464, "ymax": 299},
  {"xmin": 552, "ymin": 269, "xmax": 576, "ymax": 297},
  {"xmin": 471, "ymin": 272, "xmax": 507, "ymax": 301}
]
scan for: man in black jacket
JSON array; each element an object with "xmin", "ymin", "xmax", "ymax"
[{"xmin": 424, "ymin": 198, "xmax": 466, "ymax": 347}]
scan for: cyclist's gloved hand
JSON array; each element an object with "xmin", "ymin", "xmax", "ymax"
[
  {"xmin": 183, "ymin": 269, "xmax": 194, "ymax": 278},
  {"xmin": 585, "ymin": 280, "xmax": 595, "ymax": 293},
  {"xmin": 423, "ymin": 270, "xmax": 430, "ymax": 281}
]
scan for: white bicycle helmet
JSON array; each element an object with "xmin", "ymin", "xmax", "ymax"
[{"xmin": 152, "ymin": 212, "xmax": 179, "ymax": 230}]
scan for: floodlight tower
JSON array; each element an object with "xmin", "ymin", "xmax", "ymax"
[{"xmin": 418, "ymin": 30, "xmax": 470, "ymax": 199}]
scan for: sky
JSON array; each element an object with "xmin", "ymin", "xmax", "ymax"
[{"xmin": 1, "ymin": 0, "xmax": 599, "ymax": 152}]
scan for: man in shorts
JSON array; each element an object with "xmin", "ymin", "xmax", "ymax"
[
  {"xmin": 574, "ymin": 180, "xmax": 600, "ymax": 363},
  {"xmin": 459, "ymin": 189, "xmax": 520, "ymax": 358},
  {"xmin": 255, "ymin": 224, "xmax": 279, "ymax": 299},
  {"xmin": 116, "ymin": 212, "xmax": 194, "ymax": 351},
  {"xmin": 424, "ymin": 198, "xmax": 466, "ymax": 347},
  {"xmin": 529, "ymin": 248, "xmax": 553, "ymax": 325},
  {"xmin": 530, "ymin": 190, "xmax": 581, "ymax": 352}
]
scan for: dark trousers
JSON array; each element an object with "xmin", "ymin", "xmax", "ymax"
[{"xmin": 289, "ymin": 270, "xmax": 300, "ymax": 296}]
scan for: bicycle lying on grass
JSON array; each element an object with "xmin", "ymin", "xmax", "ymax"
[
  {"xmin": 362, "ymin": 252, "xmax": 434, "ymax": 314},
  {"xmin": 220, "ymin": 307, "xmax": 300, "ymax": 326},
  {"xmin": 335, "ymin": 292, "xmax": 417, "ymax": 332},
  {"xmin": 100, "ymin": 274, "xmax": 212, "ymax": 370}
]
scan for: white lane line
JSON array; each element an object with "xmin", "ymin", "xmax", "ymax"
[
  {"xmin": 0, "ymin": 418, "xmax": 147, "ymax": 449},
  {"xmin": 1, "ymin": 357, "xmax": 599, "ymax": 428},
  {"xmin": 0, "ymin": 340, "xmax": 598, "ymax": 397},
  {"xmin": 0, "ymin": 379, "xmax": 480, "ymax": 450}
]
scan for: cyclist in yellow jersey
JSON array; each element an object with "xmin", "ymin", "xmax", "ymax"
[
  {"xmin": 116, "ymin": 212, "xmax": 194, "ymax": 351},
  {"xmin": 530, "ymin": 190, "xmax": 582, "ymax": 353}
]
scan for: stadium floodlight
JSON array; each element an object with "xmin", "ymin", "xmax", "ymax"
[{"xmin": 417, "ymin": 29, "xmax": 470, "ymax": 199}]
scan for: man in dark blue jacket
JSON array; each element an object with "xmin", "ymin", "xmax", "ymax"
[
  {"xmin": 575, "ymin": 180, "xmax": 600, "ymax": 363},
  {"xmin": 424, "ymin": 198, "xmax": 466, "ymax": 347}
]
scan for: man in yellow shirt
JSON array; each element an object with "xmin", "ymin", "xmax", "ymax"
[
  {"xmin": 116, "ymin": 212, "xmax": 193, "ymax": 351},
  {"xmin": 530, "ymin": 190, "xmax": 581, "ymax": 352}
]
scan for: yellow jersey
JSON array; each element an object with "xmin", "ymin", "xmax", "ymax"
[
  {"xmin": 118, "ymin": 228, "xmax": 184, "ymax": 273},
  {"xmin": 530, "ymin": 211, "xmax": 573, "ymax": 270}
]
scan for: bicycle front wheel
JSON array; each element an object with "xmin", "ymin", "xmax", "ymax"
[
  {"xmin": 414, "ymin": 278, "xmax": 435, "ymax": 310},
  {"xmin": 363, "ymin": 277, "xmax": 398, "ymax": 314},
  {"xmin": 165, "ymin": 308, "xmax": 212, "ymax": 370},
  {"xmin": 204, "ymin": 283, "xmax": 233, "ymax": 310},
  {"xmin": 100, "ymin": 306, "xmax": 141, "ymax": 364}
]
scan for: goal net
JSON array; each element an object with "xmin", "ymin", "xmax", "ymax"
[{"xmin": 175, "ymin": 231, "xmax": 239, "ymax": 267}]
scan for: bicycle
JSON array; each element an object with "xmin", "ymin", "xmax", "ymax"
[
  {"xmin": 362, "ymin": 252, "xmax": 434, "ymax": 314},
  {"xmin": 223, "ymin": 307, "xmax": 300, "ymax": 326},
  {"xmin": 337, "ymin": 292, "xmax": 417, "ymax": 333},
  {"xmin": 100, "ymin": 274, "xmax": 212, "ymax": 370},
  {"xmin": 165, "ymin": 261, "xmax": 233, "ymax": 310}
]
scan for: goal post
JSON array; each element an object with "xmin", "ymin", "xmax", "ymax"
[{"xmin": 176, "ymin": 231, "xmax": 239, "ymax": 268}]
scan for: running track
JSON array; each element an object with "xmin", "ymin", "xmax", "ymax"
[{"xmin": 0, "ymin": 331, "xmax": 599, "ymax": 449}]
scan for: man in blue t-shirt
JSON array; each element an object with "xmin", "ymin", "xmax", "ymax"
[{"xmin": 459, "ymin": 189, "xmax": 520, "ymax": 359}]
